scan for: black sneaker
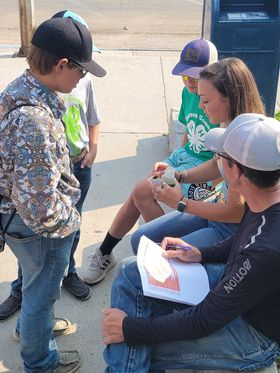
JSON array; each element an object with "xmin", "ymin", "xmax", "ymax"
[
  {"xmin": 63, "ymin": 273, "xmax": 91, "ymax": 301},
  {"xmin": 0, "ymin": 294, "xmax": 21, "ymax": 320}
]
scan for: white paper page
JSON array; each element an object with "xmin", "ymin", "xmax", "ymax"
[{"xmin": 137, "ymin": 235, "xmax": 210, "ymax": 305}]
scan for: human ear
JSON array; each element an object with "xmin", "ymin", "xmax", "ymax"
[
  {"xmin": 231, "ymin": 163, "xmax": 243, "ymax": 187},
  {"xmin": 55, "ymin": 58, "xmax": 69, "ymax": 72}
]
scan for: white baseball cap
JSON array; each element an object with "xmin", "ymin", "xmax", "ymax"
[{"xmin": 205, "ymin": 113, "xmax": 280, "ymax": 171}]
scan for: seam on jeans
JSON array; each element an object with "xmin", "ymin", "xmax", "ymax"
[
  {"xmin": 156, "ymin": 350, "xmax": 278, "ymax": 370},
  {"xmin": 126, "ymin": 290, "xmax": 143, "ymax": 372},
  {"xmin": 42, "ymin": 240, "xmax": 58, "ymax": 370},
  {"xmin": 127, "ymin": 345, "xmax": 136, "ymax": 373}
]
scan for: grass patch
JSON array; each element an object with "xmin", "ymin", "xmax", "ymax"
[{"xmin": 275, "ymin": 111, "xmax": 280, "ymax": 121}]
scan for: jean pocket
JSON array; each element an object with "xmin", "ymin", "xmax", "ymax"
[{"xmin": 5, "ymin": 233, "xmax": 43, "ymax": 272}]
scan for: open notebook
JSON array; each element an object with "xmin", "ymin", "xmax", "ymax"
[{"xmin": 137, "ymin": 235, "xmax": 210, "ymax": 305}]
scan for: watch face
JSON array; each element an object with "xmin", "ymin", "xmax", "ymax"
[{"xmin": 177, "ymin": 201, "xmax": 186, "ymax": 213}]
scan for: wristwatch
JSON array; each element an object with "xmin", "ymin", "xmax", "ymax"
[{"xmin": 177, "ymin": 197, "xmax": 188, "ymax": 213}]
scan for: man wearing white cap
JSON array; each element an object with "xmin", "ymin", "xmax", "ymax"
[{"xmin": 102, "ymin": 113, "xmax": 280, "ymax": 372}]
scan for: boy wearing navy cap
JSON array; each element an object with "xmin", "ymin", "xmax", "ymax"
[
  {"xmin": 82, "ymin": 38, "xmax": 219, "ymax": 285},
  {"xmin": 0, "ymin": 16, "xmax": 106, "ymax": 373}
]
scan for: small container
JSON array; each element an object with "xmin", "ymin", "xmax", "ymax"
[{"xmin": 162, "ymin": 167, "xmax": 176, "ymax": 187}]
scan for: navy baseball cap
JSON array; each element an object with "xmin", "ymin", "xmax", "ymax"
[
  {"xmin": 32, "ymin": 17, "xmax": 106, "ymax": 77},
  {"xmin": 172, "ymin": 38, "xmax": 218, "ymax": 79}
]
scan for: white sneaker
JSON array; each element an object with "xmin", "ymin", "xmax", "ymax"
[{"xmin": 82, "ymin": 249, "xmax": 116, "ymax": 285}]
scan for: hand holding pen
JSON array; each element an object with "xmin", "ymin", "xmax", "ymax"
[
  {"xmin": 165, "ymin": 243, "xmax": 192, "ymax": 251},
  {"xmin": 159, "ymin": 237, "xmax": 202, "ymax": 263}
]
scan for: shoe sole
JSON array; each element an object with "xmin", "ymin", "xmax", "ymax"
[
  {"xmin": 54, "ymin": 358, "xmax": 82, "ymax": 373},
  {"xmin": 12, "ymin": 329, "xmax": 20, "ymax": 342},
  {"xmin": 84, "ymin": 260, "xmax": 117, "ymax": 285},
  {"xmin": 13, "ymin": 318, "xmax": 74, "ymax": 342},
  {"xmin": 53, "ymin": 317, "xmax": 74, "ymax": 337}
]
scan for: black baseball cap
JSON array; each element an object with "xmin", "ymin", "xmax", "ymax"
[
  {"xmin": 31, "ymin": 17, "xmax": 106, "ymax": 77},
  {"xmin": 51, "ymin": 10, "xmax": 101, "ymax": 53}
]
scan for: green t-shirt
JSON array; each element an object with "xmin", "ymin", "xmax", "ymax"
[{"xmin": 178, "ymin": 87, "xmax": 218, "ymax": 161}]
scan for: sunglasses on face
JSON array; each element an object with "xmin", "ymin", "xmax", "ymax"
[
  {"xmin": 182, "ymin": 75, "xmax": 199, "ymax": 82},
  {"xmin": 218, "ymin": 153, "xmax": 245, "ymax": 174},
  {"xmin": 69, "ymin": 61, "xmax": 87, "ymax": 76},
  {"xmin": 217, "ymin": 153, "xmax": 233, "ymax": 162}
]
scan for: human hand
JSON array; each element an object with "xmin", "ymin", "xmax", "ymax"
[
  {"xmin": 102, "ymin": 308, "xmax": 127, "ymax": 345},
  {"xmin": 81, "ymin": 147, "xmax": 97, "ymax": 168},
  {"xmin": 152, "ymin": 162, "xmax": 169, "ymax": 177},
  {"xmin": 161, "ymin": 237, "xmax": 202, "ymax": 263},
  {"xmin": 153, "ymin": 181, "xmax": 182, "ymax": 208}
]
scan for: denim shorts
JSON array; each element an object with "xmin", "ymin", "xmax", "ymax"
[{"xmin": 164, "ymin": 147, "xmax": 213, "ymax": 199}]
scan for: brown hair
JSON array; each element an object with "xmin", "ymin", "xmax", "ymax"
[
  {"xmin": 199, "ymin": 58, "xmax": 265, "ymax": 121},
  {"xmin": 26, "ymin": 45, "xmax": 59, "ymax": 75}
]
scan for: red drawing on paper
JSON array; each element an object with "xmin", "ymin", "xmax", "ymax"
[{"xmin": 142, "ymin": 244, "xmax": 180, "ymax": 291}]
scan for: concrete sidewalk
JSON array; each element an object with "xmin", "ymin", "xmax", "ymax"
[{"xmin": 0, "ymin": 48, "xmax": 182, "ymax": 373}]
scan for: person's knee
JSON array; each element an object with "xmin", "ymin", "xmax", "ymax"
[
  {"xmin": 112, "ymin": 256, "xmax": 138, "ymax": 287},
  {"xmin": 131, "ymin": 228, "xmax": 144, "ymax": 254},
  {"xmin": 132, "ymin": 179, "xmax": 153, "ymax": 207},
  {"xmin": 117, "ymin": 256, "xmax": 136, "ymax": 274}
]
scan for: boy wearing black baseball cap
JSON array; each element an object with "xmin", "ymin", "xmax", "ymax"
[
  {"xmin": 0, "ymin": 16, "xmax": 106, "ymax": 373},
  {"xmin": 0, "ymin": 12, "xmax": 105, "ymax": 328},
  {"xmin": 32, "ymin": 17, "xmax": 106, "ymax": 78}
]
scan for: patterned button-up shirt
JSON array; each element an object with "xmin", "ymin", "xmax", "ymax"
[{"xmin": 0, "ymin": 70, "xmax": 81, "ymax": 238}]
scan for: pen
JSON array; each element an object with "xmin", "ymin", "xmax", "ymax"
[{"xmin": 166, "ymin": 243, "xmax": 192, "ymax": 251}]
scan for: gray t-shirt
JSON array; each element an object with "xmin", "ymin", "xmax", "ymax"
[{"xmin": 62, "ymin": 75, "xmax": 101, "ymax": 156}]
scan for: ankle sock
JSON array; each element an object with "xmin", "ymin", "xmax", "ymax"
[{"xmin": 99, "ymin": 232, "xmax": 121, "ymax": 256}]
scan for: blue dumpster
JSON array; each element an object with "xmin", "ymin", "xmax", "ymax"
[{"xmin": 202, "ymin": 0, "xmax": 280, "ymax": 116}]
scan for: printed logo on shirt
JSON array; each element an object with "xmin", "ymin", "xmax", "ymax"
[
  {"xmin": 187, "ymin": 120, "xmax": 208, "ymax": 154},
  {"xmin": 187, "ymin": 183, "xmax": 213, "ymax": 200},
  {"xmin": 223, "ymin": 258, "xmax": 252, "ymax": 294},
  {"xmin": 62, "ymin": 95, "xmax": 86, "ymax": 156}
]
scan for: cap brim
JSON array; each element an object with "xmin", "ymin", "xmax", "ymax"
[
  {"xmin": 81, "ymin": 59, "xmax": 106, "ymax": 77},
  {"xmin": 172, "ymin": 62, "xmax": 203, "ymax": 79},
  {"xmin": 205, "ymin": 127, "xmax": 227, "ymax": 153}
]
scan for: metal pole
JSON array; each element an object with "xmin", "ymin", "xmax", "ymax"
[
  {"xmin": 201, "ymin": 0, "xmax": 206, "ymax": 37},
  {"xmin": 18, "ymin": 0, "xmax": 34, "ymax": 57}
]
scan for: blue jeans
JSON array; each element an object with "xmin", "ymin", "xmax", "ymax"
[
  {"xmin": 104, "ymin": 257, "xmax": 280, "ymax": 373},
  {"xmin": 131, "ymin": 210, "xmax": 239, "ymax": 254},
  {"xmin": 2, "ymin": 213, "xmax": 76, "ymax": 373},
  {"xmin": 68, "ymin": 160, "xmax": 92, "ymax": 274},
  {"xmin": 10, "ymin": 159, "xmax": 92, "ymax": 299}
]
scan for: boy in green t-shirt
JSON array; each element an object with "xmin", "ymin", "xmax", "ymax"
[
  {"xmin": 164, "ymin": 38, "xmax": 218, "ymax": 199},
  {"xmin": 81, "ymin": 38, "xmax": 220, "ymax": 285}
]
